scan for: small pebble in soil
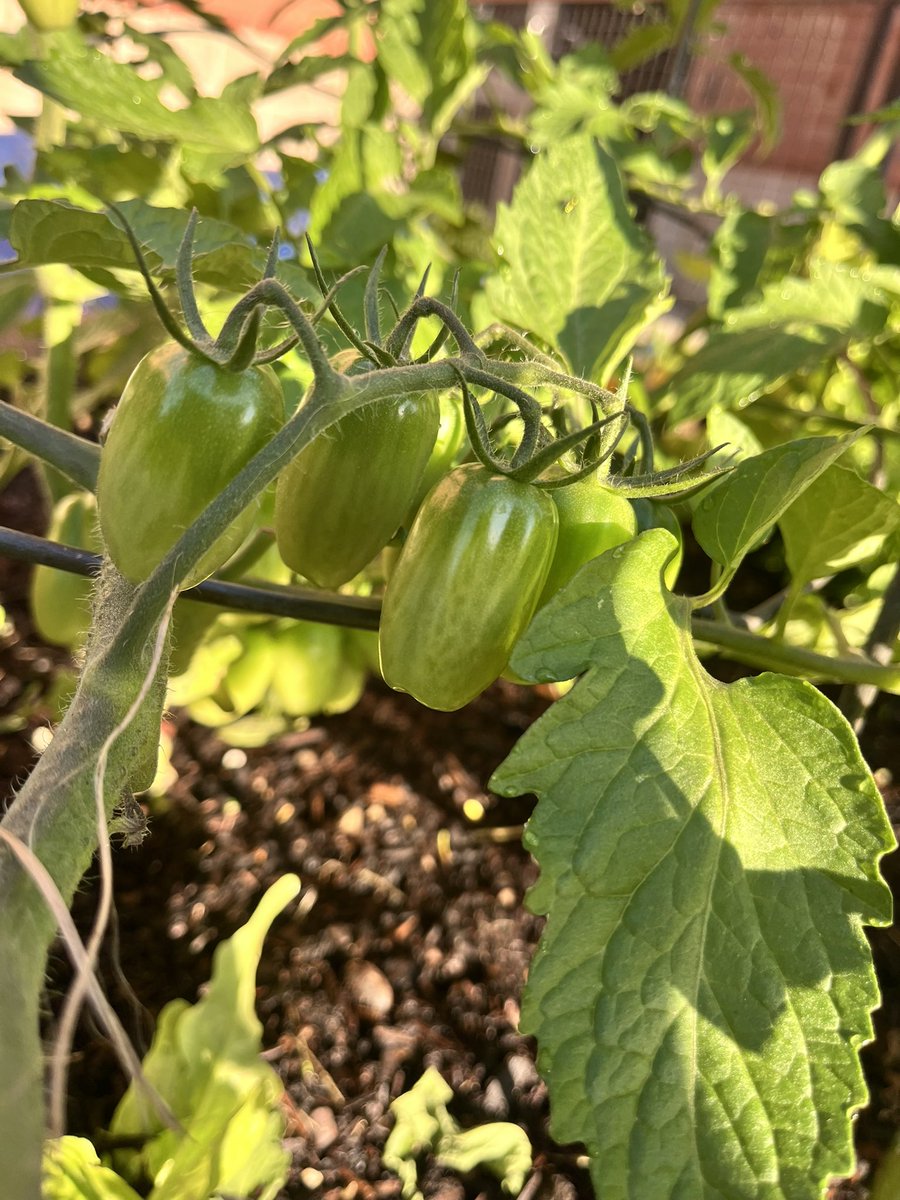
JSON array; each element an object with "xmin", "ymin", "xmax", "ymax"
[
  {"xmin": 345, "ymin": 959, "xmax": 395, "ymax": 1021},
  {"xmin": 309, "ymin": 1105, "xmax": 339, "ymax": 1152}
]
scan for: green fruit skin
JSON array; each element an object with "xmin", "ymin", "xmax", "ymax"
[
  {"xmin": 274, "ymin": 392, "xmax": 439, "ymax": 589},
  {"xmin": 17, "ymin": 0, "xmax": 79, "ymax": 30},
  {"xmin": 630, "ymin": 499, "xmax": 683, "ymax": 590},
  {"xmin": 379, "ymin": 464, "xmax": 559, "ymax": 711},
  {"xmin": 269, "ymin": 621, "xmax": 351, "ymax": 717},
  {"xmin": 31, "ymin": 491, "xmax": 100, "ymax": 648},
  {"xmin": 404, "ymin": 392, "xmax": 466, "ymax": 525},
  {"xmin": 97, "ymin": 344, "xmax": 283, "ymax": 588},
  {"xmin": 539, "ymin": 477, "xmax": 638, "ymax": 605}
]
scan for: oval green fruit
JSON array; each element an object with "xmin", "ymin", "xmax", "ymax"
[
  {"xmin": 274, "ymin": 392, "xmax": 439, "ymax": 589},
  {"xmin": 631, "ymin": 499, "xmax": 683, "ymax": 590},
  {"xmin": 30, "ymin": 491, "xmax": 100, "ymax": 648},
  {"xmin": 379, "ymin": 464, "xmax": 558, "ymax": 711},
  {"xmin": 97, "ymin": 343, "xmax": 283, "ymax": 588},
  {"xmin": 404, "ymin": 391, "xmax": 466, "ymax": 525},
  {"xmin": 540, "ymin": 476, "xmax": 637, "ymax": 605}
]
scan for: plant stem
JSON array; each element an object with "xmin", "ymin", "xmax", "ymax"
[
  {"xmin": 837, "ymin": 562, "xmax": 900, "ymax": 732},
  {"xmin": 692, "ymin": 616, "xmax": 900, "ymax": 691},
  {"xmin": 0, "ymin": 402, "xmax": 100, "ymax": 491}
]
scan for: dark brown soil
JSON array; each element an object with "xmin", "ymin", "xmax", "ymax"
[{"xmin": 2, "ymin": 466, "xmax": 899, "ymax": 1200}]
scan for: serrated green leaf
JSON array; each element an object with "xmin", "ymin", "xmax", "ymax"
[
  {"xmin": 15, "ymin": 32, "xmax": 258, "ymax": 156},
  {"xmin": 491, "ymin": 531, "xmax": 894, "ymax": 1200},
  {"xmin": 726, "ymin": 260, "xmax": 890, "ymax": 335},
  {"xmin": 665, "ymin": 325, "xmax": 839, "ymax": 423},
  {"xmin": 8, "ymin": 200, "xmax": 316, "ymax": 298},
  {"xmin": 528, "ymin": 46, "xmax": 622, "ymax": 146},
  {"xmin": 692, "ymin": 433, "xmax": 859, "ymax": 573},
  {"xmin": 665, "ymin": 261, "xmax": 890, "ymax": 422},
  {"xmin": 484, "ymin": 137, "xmax": 670, "ymax": 380},
  {"xmin": 708, "ymin": 209, "xmax": 772, "ymax": 319},
  {"xmin": 779, "ymin": 463, "xmax": 900, "ymax": 585}
]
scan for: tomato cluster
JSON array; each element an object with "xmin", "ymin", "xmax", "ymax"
[
  {"xmin": 87, "ymin": 231, "xmax": 683, "ymax": 718},
  {"xmin": 93, "ymin": 353, "xmax": 661, "ymax": 718}
]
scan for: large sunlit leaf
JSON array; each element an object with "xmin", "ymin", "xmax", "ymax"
[
  {"xmin": 483, "ymin": 136, "xmax": 670, "ymax": 381},
  {"xmin": 15, "ymin": 32, "xmax": 257, "ymax": 157},
  {"xmin": 491, "ymin": 531, "xmax": 894, "ymax": 1200}
]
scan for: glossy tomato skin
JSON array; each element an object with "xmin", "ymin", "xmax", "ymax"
[
  {"xmin": 631, "ymin": 499, "xmax": 683, "ymax": 590},
  {"xmin": 379, "ymin": 464, "xmax": 558, "ymax": 711},
  {"xmin": 404, "ymin": 392, "xmax": 466, "ymax": 525},
  {"xmin": 274, "ymin": 392, "xmax": 439, "ymax": 589},
  {"xmin": 31, "ymin": 491, "xmax": 100, "ymax": 648},
  {"xmin": 539, "ymin": 476, "xmax": 637, "ymax": 605},
  {"xmin": 97, "ymin": 343, "xmax": 283, "ymax": 588}
]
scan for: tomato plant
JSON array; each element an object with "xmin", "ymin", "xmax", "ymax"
[
  {"xmin": 379, "ymin": 464, "xmax": 559, "ymax": 711},
  {"xmin": 631, "ymin": 498, "xmax": 684, "ymax": 590},
  {"xmin": 0, "ymin": 4, "xmax": 899, "ymax": 1199}
]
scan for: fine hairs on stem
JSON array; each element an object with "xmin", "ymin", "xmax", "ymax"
[{"xmin": 47, "ymin": 592, "xmax": 178, "ymax": 1138}]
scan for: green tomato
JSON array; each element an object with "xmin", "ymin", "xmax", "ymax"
[
  {"xmin": 631, "ymin": 499, "xmax": 683, "ymax": 590},
  {"xmin": 221, "ymin": 624, "xmax": 278, "ymax": 716},
  {"xmin": 379, "ymin": 464, "xmax": 559, "ymax": 711},
  {"xmin": 269, "ymin": 621, "xmax": 351, "ymax": 717},
  {"xmin": 17, "ymin": 0, "xmax": 79, "ymax": 30},
  {"xmin": 97, "ymin": 343, "xmax": 283, "ymax": 588},
  {"xmin": 30, "ymin": 491, "xmax": 100, "ymax": 649},
  {"xmin": 405, "ymin": 392, "xmax": 466, "ymax": 524},
  {"xmin": 274, "ymin": 392, "xmax": 439, "ymax": 589},
  {"xmin": 539, "ymin": 476, "xmax": 637, "ymax": 605}
]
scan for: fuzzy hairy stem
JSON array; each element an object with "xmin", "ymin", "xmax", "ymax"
[{"xmin": 0, "ymin": 358, "xmax": 464, "ymax": 1197}]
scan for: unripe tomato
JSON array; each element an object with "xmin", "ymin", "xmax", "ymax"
[
  {"xmin": 274, "ymin": 392, "xmax": 439, "ymax": 589},
  {"xmin": 17, "ymin": 0, "xmax": 79, "ymax": 30},
  {"xmin": 540, "ymin": 476, "xmax": 637, "ymax": 605},
  {"xmin": 404, "ymin": 392, "xmax": 466, "ymax": 524},
  {"xmin": 379, "ymin": 464, "xmax": 558, "ymax": 711},
  {"xmin": 631, "ymin": 499, "xmax": 683, "ymax": 590},
  {"xmin": 269, "ymin": 620, "xmax": 352, "ymax": 717},
  {"xmin": 97, "ymin": 344, "xmax": 283, "ymax": 588},
  {"xmin": 30, "ymin": 491, "xmax": 100, "ymax": 648}
]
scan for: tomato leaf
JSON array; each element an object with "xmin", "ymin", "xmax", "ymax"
[
  {"xmin": 7, "ymin": 200, "xmax": 317, "ymax": 297},
  {"xmin": 779, "ymin": 462, "xmax": 900, "ymax": 585},
  {"xmin": 108, "ymin": 877, "xmax": 298, "ymax": 1200},
  {"xmin": 691, "ymin": 433, "xmax": 860, "ymax": 573},
  {"xmin": 483, "ymin": 136, "xmax": 670, "ymax": 381},
  {"xmin": 15, "ymin": 31, "xmax": 258, "ymax": 156},
  {"xmin": 665, "ymin": 260, "xmax": 891, "ymax": 421},
  {"xmin": 491, "ymin": 531, "xmax": 894, "ymax": 1200}
]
